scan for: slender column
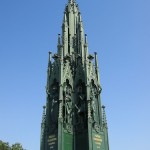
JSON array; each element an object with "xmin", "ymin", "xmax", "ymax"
[
  {"xmin": 57, "ymin": 34, "xmax": 61, "ymax": 56},
  {"xmin": 94, "ymin": 52, "xmax": 103, "ymax": 126},
  {"xmin": 85, "ymin": 45, "xmax": 92, "ymax": 150},
  {"xmin": 84, "ymin": 34, "xmax": 88, "ymax": 65},
  {"xmin": 94, "ymin": 52, "xmax": 100, "ymax": 84},
  {"xmin": 58, "ymin": 46, "xmax": 64, "ymax": 150}
]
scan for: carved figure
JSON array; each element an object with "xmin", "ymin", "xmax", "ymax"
[
  {"xmin": 90, "ymin": 96, "xmax": 96, "ymax": 122},
  {"xmin": 51, "ymin": 85, "xmax": 58, "ymax": 111},
  {"xmin": 63, "ymin": 80, "xmax": 72, "ymax": 124},
  {"xmin": 75, "ymin": 82, "xmax": 86, "ymax": 125},
  {"xmin": 90, "ymin": 80, "xmax": 98, "ymax": 122},
  {"xmin": 50, "ymin": 80, "xmax": 59, "ymax": 124}
]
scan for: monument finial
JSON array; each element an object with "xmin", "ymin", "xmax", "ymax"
[{"xmin": 68, "ymin": 0, "xmax": 76, "ymax": 4}]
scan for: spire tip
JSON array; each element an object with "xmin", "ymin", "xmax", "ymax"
[{"xmin": 68, "ymin": 0, "xmax": 76, "ymax": 4}]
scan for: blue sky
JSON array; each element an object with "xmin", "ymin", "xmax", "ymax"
[{"xmin": 0, "ymin": 0, "xmax": 150, "ymax": 149}]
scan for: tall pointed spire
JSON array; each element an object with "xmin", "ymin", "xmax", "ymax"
[
  {"xmin": 61, "ymin": 0, "xmax": 85, "ymax": 58},
  {"xmin": 40, "ymin": 0, "xmax": 110, "ymax": 150}
]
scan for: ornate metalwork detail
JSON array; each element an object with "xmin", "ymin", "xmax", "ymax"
[
  {"xmin": 87, "ymin": 100, "xmax": 92, "ymax": 119},
  {"xmin": 59, "ymin": 101, "xmax": 63, "ymax": 119},
  {"xmin": 66, "ymin": 124, "xmax": 73, "ymax": 133},
  {"xmin": 93, "ymin": 122, "xmax": 100, "ymax": 133}
]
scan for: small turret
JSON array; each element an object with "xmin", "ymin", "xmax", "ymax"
[
  {"xmin": 57, "ymin": 34, "xmax": 62, "ymax": 56},
  {"xmin": 78, "ymin": 12, "xmax": 82, "ymax": 22},
  {"xmin": 85, "ymin": 34, "xmax": 88, "ymax": 45},
  {"xmin": 48, "ymin": 51, "xmax": 52, "ymax": 63},
  {"xmin": 58, "ymin": 34, "xmax": 61, "ymax": 46},
  {"xmin": 94, "ymin": 52, "xmax": 100, "ymax": 83},
  {"xmin": 48, "ymin": 51, "xmax": 52, "ymax": 76}
]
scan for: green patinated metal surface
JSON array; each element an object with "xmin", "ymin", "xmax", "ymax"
[{"xmin": 40, "ymin": 0, "xmax": 109, "ymax": 150}]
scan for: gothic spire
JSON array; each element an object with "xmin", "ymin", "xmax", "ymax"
[
  {"xmin": 61, "ymin": 0, "xmax": 85, "ymax": 59},
  {"xmin": 40, "ymin": 0, "xmax": 110, "ymax": 149}
]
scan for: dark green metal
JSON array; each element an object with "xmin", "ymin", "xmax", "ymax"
[{"xmin": 40, "ymin": 0, "xmax": 109, "ymax": 150}]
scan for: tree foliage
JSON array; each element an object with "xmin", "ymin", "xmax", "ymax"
[
  {"xmin": 0, "ymin": 141, "xmax": 25, "ymax": 150},
  {"xmin": 0, "ymin": 141, "xmax": 10, "ymax": 150},
  {"xmin": 11, "ymin": 143, "xmax": 24, "ymax": 150}
]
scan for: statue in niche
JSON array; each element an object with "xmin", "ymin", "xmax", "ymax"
[
  {"xmin": 90, "ymin": 80, "xmax": 98, "ymax": 123},
  {"xmin": 50, "ymin": 79, "xmax": 59, "ymax": 125},
  {"xmin": 63, "ymin": 79, "xmax": 72, "ymax": 124},
  {"xmin": 46, "ymin": 87, "xmax": 50, "ymax": 96},
  {"xmin": 97, "ymin": 85, "xmax": 102, "ymax": 95},
  {"xmin": 75, "ymin": 80, "xmax": 86, "ymax": 125}
]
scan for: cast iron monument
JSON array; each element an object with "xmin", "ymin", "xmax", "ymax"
[{"xmin": 40, "ymin": 0, "xmax": 109, "ymax": 150}]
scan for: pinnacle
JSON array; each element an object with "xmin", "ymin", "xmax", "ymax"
[{"xmin": 68, "ymin": 0, "xmax": 76, "ymax": 4}]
